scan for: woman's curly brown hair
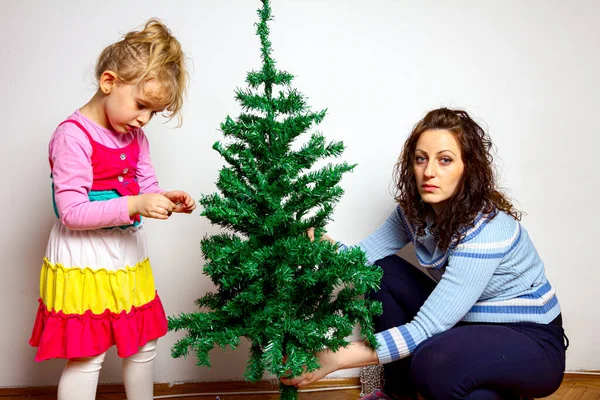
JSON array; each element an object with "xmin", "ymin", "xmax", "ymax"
[{"xmin": 394, "ymin": 108, "xmax": 521, "ymax": 250}]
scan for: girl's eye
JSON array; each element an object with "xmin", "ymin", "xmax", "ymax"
[
  {"xmin": 415, "ymin": 155, "xmax": 426, "ymax": 164},
  {"xmin": 440, "ymin": 157, "xmax": 452, "ymax": 165},
  {"xmin": 137, "ymin": 102, "xmax": 145, "ymax": 110}
]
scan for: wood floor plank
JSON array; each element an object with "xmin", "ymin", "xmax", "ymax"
[
  {"xmin": 562, "ymin": 386, "xmax": 588, "ymax": 400},
  {"xmin": 580, "ymin": 388, "xmax": 600, "ymax": 400},
  {"xmin": 163, "ymin": 389, "xmax": 361, "ymax": 399},
  {"xmin": 2, "ymin": 373, "xmax": 598, "ymax": 399},
  {"xmin": 97, "ymin": 395, "xmax": 123, "ymax": 400},
  {"xmin": 0, "ymin": 397, "xmax": 56, "ymax": 400},
  {"xmin": 540, "ymin": 381, "xmax": 577, "ymax": 399},
  {"xmin": 573, "ymin": 379, "xmax": 600, "ymax": 391}
]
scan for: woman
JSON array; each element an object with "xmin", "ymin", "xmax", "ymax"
[{"xmin": 283, "ymin": 108, "xmax": 567, "ymax": 400}]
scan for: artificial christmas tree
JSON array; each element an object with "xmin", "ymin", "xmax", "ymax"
[{"xmin": 168, "ymin": 1, "xmax": 382, "ymax": 399}]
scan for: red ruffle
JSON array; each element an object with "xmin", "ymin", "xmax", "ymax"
[{"xmin": 29, "ymin": 292, "xmax": 167, "ymax": 361}]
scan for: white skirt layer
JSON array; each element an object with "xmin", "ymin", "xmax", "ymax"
[{"xmin": 45, "ymin": 220, "xmax": 148, "ymax": 271}]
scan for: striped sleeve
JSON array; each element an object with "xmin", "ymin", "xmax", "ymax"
[
  {"xmin": 374, "ymin": 214, "xmax": 519, "ymax": 363},
  {"xmin": 351, "ymin": 206, "xmax": 411, "ymax": 265}
]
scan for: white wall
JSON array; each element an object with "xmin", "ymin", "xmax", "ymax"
[{"xmin": 1, "ymin": 0, "xmax": 598, "ymax": 387}]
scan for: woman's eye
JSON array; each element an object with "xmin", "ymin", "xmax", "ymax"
[
  {"xmin": 440, "ymin": 157, "xmax": 452, "ymax": 165},
  {"xmin": 415, "ymin": 156, "xmax": 426, "ymax": 163}
]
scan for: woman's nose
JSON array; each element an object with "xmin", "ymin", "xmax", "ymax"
[{"xmin": 424, "ymin": 162, "xmax": 436, "ymax": 177}]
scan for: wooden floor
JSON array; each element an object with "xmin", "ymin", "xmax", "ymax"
[
  {"xmin": 539, "ymin": 374, "xmax": 600, "ymax": 400},
  {"xmin": 0, "ymin": 392, "xmax": 359, "ymax": 400},
  {"xmin": 0, "ymin": 374, "xmax": 598, "ymax": 399}
]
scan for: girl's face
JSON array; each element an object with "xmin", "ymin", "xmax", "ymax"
[
  {"xmin": 103, "ymin": 77, "xmax": 165, "ymax": 134},
  {"xmin": 413, "ymin": 129, "xmax": 465, "ymax": 213}
]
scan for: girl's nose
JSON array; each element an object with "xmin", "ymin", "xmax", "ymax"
[{"xmin": 137, "ymin": 111, "xmax": 152, "ymax": 127}]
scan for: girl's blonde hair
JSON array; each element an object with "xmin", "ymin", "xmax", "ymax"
[{"xmin": 95, "ymin": 18, "xmax": 188, "ymax": 125}]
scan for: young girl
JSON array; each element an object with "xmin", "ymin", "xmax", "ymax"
[
  {"xmin": 284, "ymin": 108, "xmax": 567, "ymax": 400},
  {"xmin": 29, "ymin": 19, "xmax": 195, "ymax": 400}
]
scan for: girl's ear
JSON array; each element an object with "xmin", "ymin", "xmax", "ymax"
[{"xmin": 99, "ymin": 71, "xmax": 119, "ymax": 95}]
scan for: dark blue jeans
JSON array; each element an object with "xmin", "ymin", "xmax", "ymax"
[{"xmin": 366, "ymin": 255, "xmax": 567, "ymax": 400}]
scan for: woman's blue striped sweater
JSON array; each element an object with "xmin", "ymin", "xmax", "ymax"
[{"xmin": 342, "ymin": 206, "xmax": 560, "ymax": 364}]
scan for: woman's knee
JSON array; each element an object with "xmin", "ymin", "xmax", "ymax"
[
  {"xmin": 409, "ymin": 337, "xmax": 458, "ymax": 399},
  {"xmin": 374, "ymin": 255, "xmax": 415, "ymax": 273},
  {"xmin": 367, "ymin": 256, "xmax": 414, "ymax": 296},
  {"xmin": 409, "ymin": 328, "xmax": 566, "ymax": 400}
]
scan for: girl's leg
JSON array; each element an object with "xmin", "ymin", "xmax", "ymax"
[
  {"xmin": 410, "ymin": 323, "xmax": 566, "ymax": 399},
  {"xmin": 367, "ymin": 255, "xmax": 437, "ymax": 399},
  {"xmin": 57, "ymin": 352, "xmax": 106, "ymax": 400},
  {"xmin": 122, "ymin": 339, "xmax": 158, "ymax": 400}
]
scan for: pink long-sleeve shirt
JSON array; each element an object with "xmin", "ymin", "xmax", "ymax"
[{"xmin": 50, "ymin": 110, "xmax": 164, "ymax": 230}]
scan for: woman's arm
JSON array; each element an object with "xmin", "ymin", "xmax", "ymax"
[
  {"xmin": 285, "ymin": 214, "xmax": 519, "ymax": 388},
  {"xmin": 280, "ymin": 341, "xmax": 379, "ymax": 388},
  {"xmin": 310, "ymin": 206, "xmax": 411, "ymax": 264},
  {"xmin": 373, "ymin": 216, "xmax": 517, "ymax": 364}
]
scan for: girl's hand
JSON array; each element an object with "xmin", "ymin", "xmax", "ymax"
[
  {"xmin": 128, "ymin": 193, "xmax": 175, "ymax": 220},
  {"xmin": 162, "ymin": 190, "xmax": 197, "ymax": 214},
  {"xmin": 307, "ymin": 228, "xmax": 337, "ymax": 245},
  {"xmin": 280, "ymin": 349, "xmax": 341, "ymax": 388}
]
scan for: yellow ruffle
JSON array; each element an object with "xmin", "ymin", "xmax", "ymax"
[{"xmin": 40, "ymin": 258, "xmax": 156, "ymax": 315}]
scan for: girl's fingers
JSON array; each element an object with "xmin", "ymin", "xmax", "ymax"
[
  {"xmin": 150, "ymin": 212, "xmax": 168, "ymax": 220},
  {"xmin": 156, "ymin": 206, "xmax": 169, "ymax": 215}
]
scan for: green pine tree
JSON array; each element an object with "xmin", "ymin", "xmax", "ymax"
[{"xmin": 168, "ymin": 1, "xmax": 383, "ymax": 399}]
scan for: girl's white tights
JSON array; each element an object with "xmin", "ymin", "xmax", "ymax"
[{"xmin": 57, "ymin": 340, "xmax": 157, "ymax": 400}]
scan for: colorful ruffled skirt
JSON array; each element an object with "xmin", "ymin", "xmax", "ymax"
[{"xmin": 29, "ymin": 221, "xmax": 167, "ymax": 361}]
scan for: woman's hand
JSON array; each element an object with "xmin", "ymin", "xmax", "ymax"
[
  {"xmin": 162, "ymin": 190, "xmax": 197, "ymax": 214},
  {"xmin": 280, "ymin": 349, "xmax": 342, "ymax": 388},
  {"xmin": 128, "ymin": 193, "xmax": 175, "ymax": 220},
  {"xmin": 280, "ymin": 341, "xmax": 379, "ymax": 388},
  {"xmin": 307, "ymin": 227, "xmax": 337, "ymax": 245}
]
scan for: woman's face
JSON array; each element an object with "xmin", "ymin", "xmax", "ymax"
[{"xmin": 413, "ymin": 129, "xmax": 465, "ymax": 213}]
